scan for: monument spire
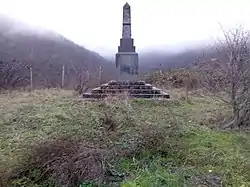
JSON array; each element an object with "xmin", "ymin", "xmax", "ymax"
[
  {"xmin": 122, "ymin": 2, "xmax": 131, "ymax": 38},
  {"xmin": 116, "ymin": 2, "xmax": 138, "ymax": 78}
]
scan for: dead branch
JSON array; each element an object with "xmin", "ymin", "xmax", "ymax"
[
  {"xmin": 199, "ymin": 24, "xmax": 250, "ymax": 128},
  {"xmin": 70, "ymin": 61, "xmax": 89, "ymax": 95}
]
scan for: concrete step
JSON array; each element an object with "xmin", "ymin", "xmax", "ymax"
[
  {"xmin": 91, "ymin": 88, "xmax": 161, "ymax": 94},
  {"xmin": 82, "ymin": 93, "xmax": 170, "ymax": 99},
  {"xmin": 107, "ymin": 80, "xmax": 146, "ymax": 85},
  {"xmin": 100, "ymin": 84, "xmax": 153, "ymax": 90},
  {"xmin": 82, "ymin": 81, "xmax": 170, "ymax": 99}
]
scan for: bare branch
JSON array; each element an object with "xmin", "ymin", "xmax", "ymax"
[
  {"xmin": 199, "ymin": 24, "xmax": 250, "ymax": 128},
  {"xmin": 0, "ymin": 59, "xmax": 29, "ymax": 90},
  {"xmin": 69, "ymin": 61, "xmax": 90, "ymax": 95}
]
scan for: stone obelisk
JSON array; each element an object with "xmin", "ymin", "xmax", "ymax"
[{"xmin": 116, "ymin": 2, "xmax": 139, "ymax": 80}]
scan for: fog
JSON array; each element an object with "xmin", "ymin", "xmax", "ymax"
[{"xmin": 0, "ymin": 0, "xmax": 250, "ymax": 55}]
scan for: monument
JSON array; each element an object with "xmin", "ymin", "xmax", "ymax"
[
  {"xmin": 116, "ymin": 2, "xmax": 138, "ymax": 80},
  {"xmin": 82, "ymin": 2, "xmax": 170, "ymax": 99}
]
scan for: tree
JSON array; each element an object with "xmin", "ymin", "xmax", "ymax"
[
  {"xmin": 200, "ymin": 25, "xmax": 250, "ymax": 128},
  {"xmin": 70, "ymin": 61, "xmax": 89, "ymax": 95},
  {"xmin": 0, "ymin": 59, "xmax": 29, "ymax": 90}
]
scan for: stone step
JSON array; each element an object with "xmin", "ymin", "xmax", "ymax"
[
  {"xmin": 91, "ymin": 88, "xmax": 161, "ymax": 94},
  {"xmin": 82, "ymin": 93, "xmax": 170, "ymax": 99},
  {"xmin": 107, "ymin": 80, "xmax": 146, "ymax": 86},
  {"xmin": 100, "ymin": 84, "xmax": 153, "ymax": 90},
  {"xmin": 82, "ymin": 80, "xmax": 170, "ymax": 99}
]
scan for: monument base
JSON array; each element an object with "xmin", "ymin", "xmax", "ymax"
[
  {"xmin": 82, "ymin": 80, "xmax": 170, "ymax": 99},
  {"xmin": 118, "ymin": 74, "xmax": 139, "ymax": 81},
  {"xmin": 116, "ymin": 52, "xmax": 138, "ymax": 75}
]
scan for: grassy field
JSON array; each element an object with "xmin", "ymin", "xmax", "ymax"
[{"xmin": 0, "ymin": 89, "xmax": 249, "ymax": 187}]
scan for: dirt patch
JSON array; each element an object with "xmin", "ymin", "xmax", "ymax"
[{"xmin": 191, "ymin": 173, "xmax": 223, "ymax": 187}]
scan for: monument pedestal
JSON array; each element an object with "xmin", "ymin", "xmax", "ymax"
[{"xmin": 116, "ymin": 52, "xmax": 139, "ymax": 79}]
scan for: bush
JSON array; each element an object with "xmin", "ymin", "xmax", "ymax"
[
  {"xmin": 144, "ymin": 69, "xmax": 200, "ymax": 89},
  {"xmin": 10, "ymin": 137, "xmax": 107, "ymax": 187}
]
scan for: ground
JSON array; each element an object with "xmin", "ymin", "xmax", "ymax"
[{"xmin": 0, "ymin": 89, "xmax": 249, "ymax": 187}]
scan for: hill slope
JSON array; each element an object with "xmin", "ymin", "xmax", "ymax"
[{"xmin": 0, "ymin": 15, "xmax": 117, "ymax": 88}]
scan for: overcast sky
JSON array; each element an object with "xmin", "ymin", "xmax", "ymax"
[{"xmin": 0, "ymin": 0, "xmax": 250, "ymax": 55}]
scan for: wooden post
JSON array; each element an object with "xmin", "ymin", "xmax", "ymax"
[
  {"xmin": 86, "ymin": 70, "xmax": 90, "ymax": 81},
  {"xmin": 30, "ymin": 66, "xmax": 33, "ymax": 88},
  {"xmin": 99, "ymin": 66, "xmax": 102, "ymax": 84},
  {"xmin": 184, "ymin": 73, "xmax": 189, "ymax": 102},
  {"xmin": 29, "ymin": 47, "xmax": 34, "ymax": 89},
  {"xmin": 62, "ymin": 64, "xmax": 65, "ymax": 88},
  {"xmin": 170, "ymin": 81, "xmax": 173, "ymax": 96},
  {"xmin": 159, "ymin": 63, "xmax": 162, "ymax": 74}
]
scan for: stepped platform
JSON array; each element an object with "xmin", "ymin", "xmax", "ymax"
[{"xmin": 82, "ymin": 80, "xmax": 170, "ymax": 99}]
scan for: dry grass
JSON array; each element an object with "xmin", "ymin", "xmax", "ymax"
[
  {"xmin": 0, "ymin": 89, "xmax": 74, "ymax": 120},
  {"xmin": 0, "ymin": 89, "xmax": 249, "ymax": 186}
]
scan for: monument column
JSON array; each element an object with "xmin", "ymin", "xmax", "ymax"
[{"xmin": 116, "ymin": 2, "xmax": 139, "ymax": 80}]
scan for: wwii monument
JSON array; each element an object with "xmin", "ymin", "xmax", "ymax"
[
  {"xmin": 82, "ymin": 2, "xmax": 169, "ymax": 98},
  {"xmin": 116, "ymin": 2, "xmax": 138, "ymax": 80}
]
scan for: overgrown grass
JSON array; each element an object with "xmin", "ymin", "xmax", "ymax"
[{"xmin": 0, "ymin": 89, "xmax": 249, "ymax": 187}]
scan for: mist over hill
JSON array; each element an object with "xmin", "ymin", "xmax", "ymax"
[
  {"xmin": 0, "ymin": 14, "xmax": 218, "ymax": 90},
  {"xmin": 0, "ymin": 14, "xmax": 118, "ymax": 89},
  {"xmin": 105, "ymin": 45, "xmax": 213, "ymax": 74}
]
